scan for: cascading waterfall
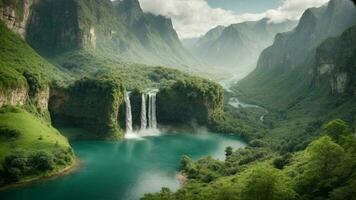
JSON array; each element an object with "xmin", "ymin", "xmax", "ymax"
[
  {"xmin": 140, "ymin": 93, "xmax": 147, "ymax": 130},
  {"xmin": 140, "ymin": 89, "xmax": 158, "ymax": 131},
  {"xmin": 146, "ymin": 91, "xmax": 158, "ymax": 129},
  {"xmin": 124, "ymin": 92, "xmax": 133, "ymax": 133},
  {"xmin": 151, "ymin": 92, "xmax": 157, "ymax": 129}
]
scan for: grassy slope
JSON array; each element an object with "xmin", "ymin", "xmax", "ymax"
[
  {"xmin": 0, "ymin": 21, "xmax": 69, "ymax": 91},
  {"xmin": 0, "ymin": 107, "xmax": 72, "ymax": 168}
]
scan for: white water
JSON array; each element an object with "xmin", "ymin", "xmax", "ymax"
[
  {"xmin": 149, "ymin": 92, "xmax": 157, "ymax": 129},
  {"xmin": 125, "ymin": 92, "xmax": 133, "ymax": 133},
  {"xmin": 141, "ymin": 93, "xmax": 147, "ymax": 130},
  {"xmin": 125, "ymin": 89, "xmax": 159, "ymax": 139}
]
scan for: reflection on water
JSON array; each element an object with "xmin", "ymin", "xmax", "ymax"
[{"xmin": 0, "ymin": 132, "xmax": 245, "ymax": 200}]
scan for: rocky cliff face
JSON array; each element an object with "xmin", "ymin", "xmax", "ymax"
[
  {"xmin": 0, "ymin": 87, "xmax": 27, "ymax": 107},
  {"xmin": 0, "ymin": 0, "xmax": 201, "ymax": 71},
  {"xmin": 256, "ymin": 0, "xmax": 356, "ymax": 71},
  {"xmin": 49, "ymin": 78, "xmax": 125, "ymax": 140},
  {"xmin": 0, "ymin": 0, "xmax": 33, "ymax": 37},
  {"xmin": 314, "ymin": 24, "xmax": 356, "ymax": 96},
  {"xmin": 157, "ymin": 78, "xmax": 224, "ymax": 126}
]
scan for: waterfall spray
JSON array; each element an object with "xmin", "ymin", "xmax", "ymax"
[{"xmin": 124, "ymin": 92, "xmax": 133, "ymax": 133}]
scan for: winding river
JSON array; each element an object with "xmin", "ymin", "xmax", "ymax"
[{"xmin": 0, "ymin": 131, "xmax": 245, "ymax": 200}]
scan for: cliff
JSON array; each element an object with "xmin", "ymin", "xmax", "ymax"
[
  {"xmin": 49, "ymin": 77, "xmax": 125, "ymax": 140},
  {"xmin": 256, "ymin": 0, "xmax": 356, "ymax": 71},
  {"xmin": 157, "ymin": 78, "xmax": 224, "ymax": 126},
  {"xmin": 314, "ymin": 24, "xmax": 356, "ymax": 96},
  {"xmin": 0, "ymin": 0, "xmax": 33, "ymax": 37},
  {"xmin": 0, "ymin": 0, "xmax": 202, "ymax": 72}
]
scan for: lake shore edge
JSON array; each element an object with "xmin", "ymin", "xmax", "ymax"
[{"xmin": 0, "ymin": 159, "xmax": 81, "ymax": 191}]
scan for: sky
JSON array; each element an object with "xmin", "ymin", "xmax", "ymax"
[{"xmin": 138, "ymin": 0, "xmax": 330, "ymax": 39}]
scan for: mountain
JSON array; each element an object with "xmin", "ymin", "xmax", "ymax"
[
  {"xmin": 256, "ymin": 0, "xmax": 356, "ymax": 72},
  {"xmin": 186, "ymin": 19, "xmax": 296, "ymax": 75},
  {"xmin": 0, "ymin": 0, "xmax": 201, "ymax": 72},
  {"xmin": 234, "ymin": 0, "xmax": 356, "ymax": 126}
]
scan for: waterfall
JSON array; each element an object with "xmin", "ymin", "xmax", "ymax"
[
  {"xmin": 124, "ymin": 92, "xmax": 133, "ymax": 133},
  {"xmin": 140, "ymin": 93, "xmax": 147, "ymax": 130},
  {"xmin": 151, "ymin": 93, "xmax": 157, "ymax": 129},
  {"xmin": 147, "ymin": 92, "xmax": 158, "ymax": 129},
  {"xmin": 148, "ymin": 93, "xmax": 152, "ymax": 129}
]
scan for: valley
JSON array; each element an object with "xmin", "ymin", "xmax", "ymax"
[{"xmin": 0, "ymin": 0, "xmax": 355, "ymax": 200}]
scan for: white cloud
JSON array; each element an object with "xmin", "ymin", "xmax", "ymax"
[{"xmin": 138, "ymin": 0, "xmax": 330, "ymax": 38}]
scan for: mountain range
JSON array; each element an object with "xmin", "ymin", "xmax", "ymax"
[
  {"xmin": 183, "ymin": 19, "xmax": 296, "ymax": 75},
  {"xmin": 0, "ymin": 0, "xmax": 201, "ymax": 73},
  {"xmin": 234, "ymin": 0, "xmax": 356, "ymax": 129}
]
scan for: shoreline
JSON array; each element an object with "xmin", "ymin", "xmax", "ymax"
[{"xmin": 0, "ymin": 159, "xmax": 81, "ymax": 191}]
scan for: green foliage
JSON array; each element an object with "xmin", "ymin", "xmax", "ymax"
[
  {"xmin": 144, "ymin": 120, "xmax": 356, "ymax": 200},
  {"xmin": 239, "ymin": 165, "xmax": 297, "ymax": 200},
  {"xmin": 157, "ymin": 77, "xmax": 224, "ymax": 126},
  {"xmin": 225, "ymin": 146, "xmax": 233, "ymax": 158},
  {"xmin": 50, "ymin": 77, "xmax": 125, "ymax": 139},
  {"xmin": 0, "ymin": 21, "xmax": 66, "ymax": 91},
  {"xmin": 0, "ymin": 107, "xmax": 74, "ymax": 184},
  {"xmin": 323, "ymin": 119, "xmax": 352, "ymax": 142}
]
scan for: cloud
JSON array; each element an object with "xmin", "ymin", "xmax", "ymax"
[{"xmin": 138, "ymin": 0, "xmax": 330, "ymax": 38}]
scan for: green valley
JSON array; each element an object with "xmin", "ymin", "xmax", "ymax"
[{"xmin": 0, "ymin": 0, "xmax": 355, "ymax": 200}]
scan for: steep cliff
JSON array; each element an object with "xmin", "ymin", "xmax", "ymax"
[
  {"xmin": 0, "ymin": 0, "xmax": 33, "ymax": 37},
  {"xmin": 256, "ymin": 0, "xmax": 356, "ymax": 71},
  {"xmin": 49, "ymin": 77, "xmax": 125, "ymax": 140},
  {"xmin": 314, "ymin": 24, "xmax": 356, "ymax": 96},
  {"xmin": 236, "ymin": 0, "xmax": 356, "ymax": 109},
  {"xmin": 0, "ymin": 0, "xmax": 202, "ymax": 72},
  {"xmin": 157, "ymin": 78, "xmax": 224, "ymax": 126}
]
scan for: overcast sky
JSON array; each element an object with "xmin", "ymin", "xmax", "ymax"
[{"xmin": 138, "ymin": 0, "xmax": 330, "ymax": 39}]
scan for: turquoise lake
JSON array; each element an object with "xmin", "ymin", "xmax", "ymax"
[{"xmin": 0, "ymin": 132, "xmax": 246, "ymax": 200}]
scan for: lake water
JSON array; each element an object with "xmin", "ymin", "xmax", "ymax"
[{"xmin": 0, "ymin": 132, "xmax": 245, "ymax": 200}]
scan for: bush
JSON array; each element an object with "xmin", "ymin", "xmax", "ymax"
[{"xmin": 0, "ymin": 127, "xmax": 21, "ymax": 138}]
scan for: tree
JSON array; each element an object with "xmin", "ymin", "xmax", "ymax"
[
  {"xmin": 239, "ymin": 165, "xmax": 297, "ymax": 200},
  {"xmin": 296, "ymin": 136, "xmax": 349, "ymax": 199},
  {"xmin": 323, "ymin": 119, "xmax": 352, "ymax": 143},
  {"xmin": 225, "ymin": 146, "xmax": 233, "ymax": 158}
]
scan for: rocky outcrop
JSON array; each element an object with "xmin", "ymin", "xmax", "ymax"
[
  {"xmin": 314, "ymin": 24, "xmax": 356, "ymax": 96},
  {"xmin": 157, "ymin": 78, "xmax": 224, "ymax": 126},
  {"xmin": 0, "ymin": 87, "xmax": 28, "ymax": 107},
  {"xmin": 0, "ymin": 0, "xmax": 33, "ymax": 37},
  {"xmin": 49, "ymin": 78, "xmax": 125, "ymax": 140},
  {"xmin": 33, "ymin": 86, "xmax": 50, "ymax": 111}
]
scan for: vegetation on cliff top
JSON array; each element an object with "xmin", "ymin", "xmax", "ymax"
[{"xmin": 49, "ymin": 77, "xmax": 125, "ymax": 140}]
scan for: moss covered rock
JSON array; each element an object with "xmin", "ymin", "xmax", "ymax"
[
  {"xmin": 157, "ymin": 77, "xmax": 224, "ymax": 126},
  {"xmin": 49, "ymin": 77, "xmax": 125, "ymax": 140}
]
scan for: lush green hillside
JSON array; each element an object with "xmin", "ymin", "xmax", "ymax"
[
  {"xmin": 0, "ymin": 106, "xmax": 74, "ymax": 185},
  {"xmin": 0, "ymin": 20, "xmax": 74, "ymax": 186},
  {"xmin": 232, "ymin": 0, "xmax": 356, "ymax": 145},
  {"xmin": 0, "ymin": 21, "xmax": 67, "ymax": 92}
]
